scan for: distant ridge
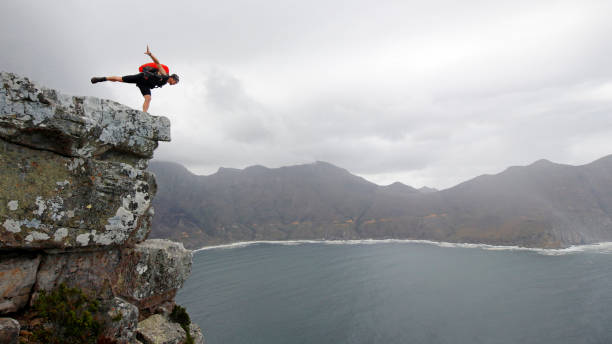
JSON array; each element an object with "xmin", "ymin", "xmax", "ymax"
[
  {"xmin": 418, "ymin": 186, "xmax": 438, "ymax": 193},
  {"xmin": 149, "ymin": 156, "xmax": 612, "ymax": 249},
  {"xmin": 382, "ymin": 182, "xmax": 420, "ymax": 194}
]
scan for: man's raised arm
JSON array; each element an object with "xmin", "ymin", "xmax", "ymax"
[{"xmin": 144, "ymin": 45, "xmax": 168, "ymax": 75}]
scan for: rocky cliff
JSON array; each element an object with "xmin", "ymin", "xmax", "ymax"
[{"xmin": 0, "ymin": 72, "xmax": 203, "ymax": 343}]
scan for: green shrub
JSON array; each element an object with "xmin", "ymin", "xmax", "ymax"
[
  {"xmin": 31, "ymin": 283, "xmax": 103, "ymax": 344},
  {"xmin": 169, "ymin": 305, "xmax": 191, "ymax": 327},
  {"xmin": 169, "ymin": 305, "xmax": 194, "ymax": 344}
]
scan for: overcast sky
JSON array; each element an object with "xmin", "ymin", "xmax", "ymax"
[{"xmin": 2, "ymin": 0, "xmax": 612, "ymax": 189}]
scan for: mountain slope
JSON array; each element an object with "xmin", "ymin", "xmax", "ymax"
[
  {"xmin": 150, "ymin": 161, "xmax": 381, "ymax": 246},
  {"xmin": 149, "ymin": 156, "xmax": 612, "ymax": 249}
]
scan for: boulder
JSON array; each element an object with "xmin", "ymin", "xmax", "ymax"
[
  {"xmin": 0, "ymin": 318, "xmax": 19, "ymax": 344},
  {"xmin": 137, "ymin": 314, "xmax": 185, "ymax": 344},
  {"xmin": 0, "ymin": 254, "xmax": 40, "ymax": 314},
  {"xmin": 114, "ymin": 239, "xmax": 192, "ymax": 317},
  {"xmin": 101, "ymin": 297, "xmax": 140, "ymax": 344}
]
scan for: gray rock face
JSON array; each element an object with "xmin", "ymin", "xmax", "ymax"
[
  {"xmin": 0, "ymin": 318, "xmax": 20, "ymax": 344},
  {"xmin": 0, "ymin": 254, "xmax": 40, "ymax": 314},
  {"xmin": 0, "ymin": 140, "xmax": 156, "ymax": 249},
  {"xmin": 126, "ymin": 240, "xmax": 192, "ymax": 301},
  {"xmin": 0, "ymin": 72, "xmax": 170, "ymax": 160},
  {"xmin": 102, "ymin": 297, "xmax": 140, "ymax": 344},
  {"xmin": 117, "ymin": 239, "xmax": 192, "ymax": 318},
  {"xmin": 137, "ymin": 314, "xmax": 186, "ymax": 344}
]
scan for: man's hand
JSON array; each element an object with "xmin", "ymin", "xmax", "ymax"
[{"xmin": 145, "ymin": 45, "xmax": 152, "ymax": 57}]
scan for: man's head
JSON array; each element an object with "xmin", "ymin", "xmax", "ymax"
[{"xmin": 168, "ymin": 74, "xmax": 179, "ymax": 85}]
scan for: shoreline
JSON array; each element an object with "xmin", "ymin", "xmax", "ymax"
[{"xmin": 193, "ymin": 239, "xmax": 612, "ymax": 255}]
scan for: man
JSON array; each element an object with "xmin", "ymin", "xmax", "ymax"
[{"xmin": 91, "ymin": 46, "xmax": 179, "ymax": 112}]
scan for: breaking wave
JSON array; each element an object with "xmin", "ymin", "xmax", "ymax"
[{"xmin": 194, "ymin": 239, "xmax": 612, "ymax": 255}]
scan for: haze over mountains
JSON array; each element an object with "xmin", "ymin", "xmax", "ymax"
[{"xmin": 149, "ymin": 155, "xmax": 612, "ymax": 249}]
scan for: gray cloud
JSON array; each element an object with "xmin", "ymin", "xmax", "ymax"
[{"xmin": 2, "ymin": 0, "xmax": 612, "ymax": 188}]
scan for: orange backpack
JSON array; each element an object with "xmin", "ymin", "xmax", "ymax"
[{"xmin": 138, "ymin": 62, "xmax": 170, "ymax": 74}]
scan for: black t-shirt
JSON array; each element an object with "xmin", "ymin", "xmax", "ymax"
[{"xmin": 146, "ymin": 73, "xmax": 169, "ymax": 88}]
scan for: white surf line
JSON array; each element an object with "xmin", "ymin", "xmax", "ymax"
[
  {"xmin": 194, "ymin": 240, "xmax": 326, "ymax": 252},
  {"xmin": 193, "ymin": 239, "xmax": 612, "ymax": 255}
]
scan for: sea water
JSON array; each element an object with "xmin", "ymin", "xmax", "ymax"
[{"xmin": 176, "ymin": 241, "xmax": 612, "ymax": 344}]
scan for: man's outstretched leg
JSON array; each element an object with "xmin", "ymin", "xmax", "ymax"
[
  {"xmin": 91, "ymin": 76, "xmax": 123, "ymax": 83},
  {"xmin": 91, "ymin": 74, "xmax": 153, "ymax": 112}
]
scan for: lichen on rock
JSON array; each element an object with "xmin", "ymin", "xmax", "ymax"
[{"xmin": 0, "ymin": 72, "xmax": 166, "ymax": 250}]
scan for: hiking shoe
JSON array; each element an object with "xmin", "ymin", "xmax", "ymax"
[{"xmin": 90, "ymin": 77, "xmax": 105, "ymax": 84}]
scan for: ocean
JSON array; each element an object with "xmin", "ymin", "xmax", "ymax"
[{"xmin": 176, "ymin": 240, "xmax": 612, "ymax": 344}]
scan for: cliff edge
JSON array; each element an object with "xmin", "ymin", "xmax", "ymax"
[{"xmin": 0, "ymin": 72, "xmax": 203, "ymax": 344}]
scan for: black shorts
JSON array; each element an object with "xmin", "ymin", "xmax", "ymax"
[{"xmin": 122, "ymin": 73, "xmax": 152, "ymax": 96}]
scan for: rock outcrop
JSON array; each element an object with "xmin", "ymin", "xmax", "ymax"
[
  {"xmin": 0, "ymin": 72, "xmax": 203, "ymax": 343},
  {"xmin": 137, "ymin": 314, "xmax": 186, "ymax": 344},
  {"xmin": 0, "ymin": 70, "xmax": 168, "ymax": 249}
]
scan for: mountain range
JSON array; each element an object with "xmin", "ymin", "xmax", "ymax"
[{"xmin": 148, "ymin": 155, "xmax": 612, "ymax": 249}]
